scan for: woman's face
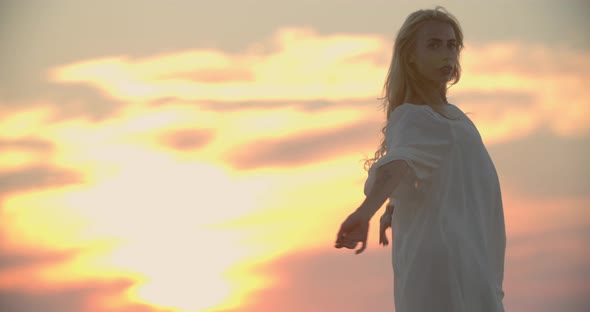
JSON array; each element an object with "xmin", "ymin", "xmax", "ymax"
[{"xmin": 411, "ymin": 21, "xmax": 458, "ymax": 87}]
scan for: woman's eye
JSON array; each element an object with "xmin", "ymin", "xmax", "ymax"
[{"xmin": 430, "ymin": 42, "xmax": 457, "ymax": 49}]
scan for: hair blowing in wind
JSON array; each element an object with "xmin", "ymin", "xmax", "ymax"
[{"xmin": 364, "ymin": 6, "xmax": 464, "ymax": 172}]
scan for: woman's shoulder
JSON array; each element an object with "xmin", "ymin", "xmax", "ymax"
[
  {"xmin": 387, "ymin": 103, "xmax": 456, "ymax": 138},
  {"xmin": 391, "ymin": 102, "xmax": 428, "ymax": 116},
  {"xmin": 396, "ymin": 102, "xmax": 430, "ymax": 111},
  {"xmin": 391, "ymin": 102, "xmax": 445, "ymax": 121}
]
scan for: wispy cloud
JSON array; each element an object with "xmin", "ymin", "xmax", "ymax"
[
  {"xmin": 0, "ymin": 166, "xmax": 83, "ymax": 197},
  {"xmin": 0, "ymin": 138, "xmax": 54, "ymax": 152},
  {"xmin": 0, "ymin": 278, "xmax": 173, "ymax": 312},
  {"xmin": 488, "ymin": 128, "xmax": 590, "ymax": 198},
  {"xmin": 220, "ymin": 247, "xmax": 395, "ymax": 312},
  {"xmin": 0, "ymin": 248, "xmax": 76, "ymax": 272},
  {"xmin": 228, "ymin": 117, "xmax": 380, "ymax": 170},
  {"xmin": 455, "ymin": 41, "xmax": 590, "ymax": 142},
  {"xmin": 50, "ymin": 27, "xmax": 387, "ymax": 103},
  {"xmin": 48, "ymin": 28, "xmax": 590, "ymax": 146},
  {"xmin": 159, "ymin": 128, "xmax": 215, "ymax": 151}
]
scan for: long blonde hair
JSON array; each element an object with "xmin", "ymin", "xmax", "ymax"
[{"xmin": 364, "ymin": 6, "xmax": 465, "ymax": 171}]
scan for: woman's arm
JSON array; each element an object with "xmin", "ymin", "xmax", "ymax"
[{"xmin": 355, "ymin": 159, "xmax": 409, "ymax": 221}]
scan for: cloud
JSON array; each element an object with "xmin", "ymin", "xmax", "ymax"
[
  {"xmin": 457, "ymin": 41, "xmax": 590, "ymax": 139},
  {"xmin": 0, "ymin": 248, "xmax": 75, "ymax": 272},
  {"xmin": 462, "ymin": 41, "xmax": 590, "ymax": 77},
  {"xmin": 503, "ymin": 214, "xmax": 590, "ymax": 311},
  {"xmin": 42, "ymin": 84, "xmax": 125, "ymax": 121},
  {"xmin": 219, "ymin": 247, "xmax": 394, "ymax": 312},
  {"xmin": 0, "ymin": 137, "xmax": 56, "ymax": 170},
  {"xmin": 227, "ymin": 117, "xmax": 381, "ymax": 170},
  {"xmin": 151, "ymin": 97, "xmax": 380, "ymax": 114},
  {"xmin": 159, "ymin": 66, "xmax": 255, "ymax": 84},
  {"xmin": 487, "ymin": 127, "xmax": 590, "ymax": 198},
  {"xmin": 3, "ymin": 0, "xmax": 589, "ymax": 124},
  {"xmin": 448, "ymin": 90, "xmax": 536, "ymax": 117},
  {"xmin": 0, "ymin": 165, "xmax": 83, "ymax": 197},
  {"xmin": 0, "ymin": 138, "xmax": 54, "ymax": 152},
  {"xmin": 49, "ymin": 28, "xmax": 387, "ymax": 104},
  {"xmin": 159, "ymin": 128, "xmax": 214, "ymax": 151},
  {"xmin": 0, "ymin": 77, "xmax": 124, "ymax": 121},
  {"xmin": 43, "ymin": 28, "xmax": 589, "ymax": 145},
  {"xmin": 0, "ymin": 279, "xmax": 172, "ymax": 312}
]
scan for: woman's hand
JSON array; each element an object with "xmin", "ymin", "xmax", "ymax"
[
  {"xmin": 379, "ymin": 209, "xmax": 392, "ymax": 246},
  {"xmin": 335, "ymin": 210, "xmax": 369, "ymax": 254},
  {"xmin": 379, "ymin": 204, "xmax": 394, "ymax": 246}
]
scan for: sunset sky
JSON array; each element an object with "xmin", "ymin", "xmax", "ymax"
[{"xmin": 1, "ymin": 0, "xmax": 589, "ymax": 311}]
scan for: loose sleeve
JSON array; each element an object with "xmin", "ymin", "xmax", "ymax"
[{"xmin": 364, "ymin": 104, "xmax": 451, "ymax": 196}]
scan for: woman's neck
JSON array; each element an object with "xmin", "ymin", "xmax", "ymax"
[{"xmin": 405, "ymin": 89, "xmax": 447, "ymax": 106}]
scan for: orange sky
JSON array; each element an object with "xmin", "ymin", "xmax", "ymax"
[{"xmin": 1, "ymin": 1, "xmax": 589, "ymax": 312}]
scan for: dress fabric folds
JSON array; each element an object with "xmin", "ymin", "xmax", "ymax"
[{"xmin": 364, "ymin": 103, "xmax": 506, "ymax": 312}]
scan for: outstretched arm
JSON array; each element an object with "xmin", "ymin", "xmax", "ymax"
[
  {"xmin": 356, "ymin": 159, "xmax": 409, "ymax": 222},
  {"xmin": 335, "ymin": 159, "xmax": 409, "ymax": 254}
]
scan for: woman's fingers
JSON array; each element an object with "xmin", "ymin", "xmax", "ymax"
[
  {"xmin": 380, "ymin": 234, "xmax": 389, "ymax": 246},
  {"xmin": 355, "ymin": 240, "xmax": 367, "ymax": 254},
  {"xmin": 336, "ymin": 232, "xmax": 362, "ymax": 248},
  {"xmin": 335, "ymin": 235, "xmax": 359, "ymax": 249},
  {"xmin": 338, "ymin": 232, "xmax": 366, "ymax": 253},
  {"xmin": 379, "ymin": 213, "xmax": 391, "ymax": 247},
  {"xmin": 379, "ymin": 223, "xmax": 389, "ymax": 246},
  {"xmin": 334, "ymin": 212, "xmax": 368, "ymax": 253},
  {"xmin": 335, "ymin": 239, "xmax": 358, "ymax": 249},
  {"xmin": 335, "ymin": 231, "xmax": 351, "ymax": 248},
  {"xmin": 335, "ymin": 228, "xmax": 365, "ymax": 250},
  {"xmin": 352, "ymin": 227, "xmax": 368, "ymax": 254}
]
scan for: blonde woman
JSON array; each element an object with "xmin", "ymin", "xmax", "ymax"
[{"xmin": 334, "ymin": 6, "xmax": 506, "ymax": 312}]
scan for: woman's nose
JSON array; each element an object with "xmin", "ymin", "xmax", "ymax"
[{"xmin": 445, "ymin": 46, "xmax": 458, "ymax": 59}]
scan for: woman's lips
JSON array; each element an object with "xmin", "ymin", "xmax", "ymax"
[{"xmin": 440, "ymin": 66, "xmax": 452, "ymax": 75}]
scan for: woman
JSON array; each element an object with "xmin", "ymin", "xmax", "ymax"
[{"xmin": 334, "ymin": 6, "xmax": 506, "ymax": 312}]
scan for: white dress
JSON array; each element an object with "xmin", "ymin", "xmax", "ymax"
[{"xmin": 364, "ymin": 103, "xmax": 506, "ymax": 312}]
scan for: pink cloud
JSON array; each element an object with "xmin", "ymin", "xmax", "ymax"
[
  {"xmin": 227, "ymin": 117, "xmax": 381, "ymax": 170},
  {"xmin": 0, "ymin": 165, "xmax": 83, "ymax": 197},
  {"xmin": 159, "ymin": 128, "xmax": 214, "ymax": 151},
  {"xmin": 0, "ymin": 279, "xmax": 173, "ymax": 312}
]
